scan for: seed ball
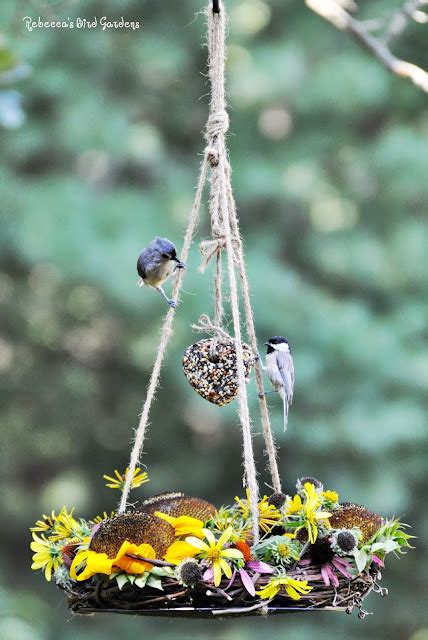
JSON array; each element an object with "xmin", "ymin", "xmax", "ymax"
[{"xmin": 182, "ymin": 339, "xmax": 254, "ymax": 406}]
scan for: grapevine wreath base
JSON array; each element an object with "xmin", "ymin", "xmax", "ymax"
[
  {"xmin": 64, "ymin": 562, "xmax": 381, "ymax": 619},
  {"xmin": 30, "ymin": 475, "xmax": 412, "ymax": 620}
]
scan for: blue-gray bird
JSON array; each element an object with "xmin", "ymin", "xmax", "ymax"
[
  {"xmin": 262, "ymin": 336, "xmax": 294, "ymax": 431},
  {"xmin": 137, "ymin": 237, "xmax": 186, "ymax": 308}
]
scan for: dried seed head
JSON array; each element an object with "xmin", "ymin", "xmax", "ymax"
[
  {"xmin": 309, "ymin": 539, "xmax": 335, "ymax": 566},
  {"xmin": 329, "ymin": 503, "xmax": 382, "ymax": 543},
  {"xmin": 267, "ymin": 492, "xmax": 287, "ymax": 510},
  {"xmin": 90, "ymin": 512, "xmax": 175, "ymax": 558},
  {"xmin": 139, "ymin": 493, "xmax": 216, "ymax": 521},
  {"xmin": 176, "ymin": 559, "xmax": 202, "ymax": 587},
  {"xmin": 296, "ymin": 477, "xmax": 324, "ymax": 496},
  {"xmin": 331, "ymin": 529, "xmax": 359, "ymax": 555}
]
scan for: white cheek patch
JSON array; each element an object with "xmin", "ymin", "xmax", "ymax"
[{"xmin": 273, "ymin": 342, "xmax": 289, "ymax": 353}]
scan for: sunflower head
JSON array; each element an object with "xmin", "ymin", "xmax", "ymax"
[
  {"xmin": 90, "ymin": 512, "xmax": 175, "ymax": 558},
  {"xmin": 329, "ymin": 503, "xmax": 383, "ymax": 543},
  {"xmin": 139, "ymin": 493, "xmax": 216, "ymax": 522}
]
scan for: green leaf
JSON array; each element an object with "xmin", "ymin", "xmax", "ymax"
[
  {"xmin": 353, "ymin": 549, "xmax": 369, "ymax": 573},
  {"xmin": 134, "ymin": 574, "xmax": 149, "ymax": 588},
  {"xmin": 116, "ymin": 574, "xmax": 129, "ymax": 590},
  {"xmin": 146, "ymin": 575, "xmax": 164, "ymax": 591}
]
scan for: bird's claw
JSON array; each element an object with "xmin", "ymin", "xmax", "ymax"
[
  {"xmin": 168, "ymin": 299, "xmax": 178, "ymax": 308},
  {"xmin": 258, "ymin": 392, "xmax": 265, "ymax": 399}
]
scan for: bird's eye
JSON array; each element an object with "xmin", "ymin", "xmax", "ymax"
[{"xmin": 162, "ymin": 253, "xmax": 170, "ymax": 259}]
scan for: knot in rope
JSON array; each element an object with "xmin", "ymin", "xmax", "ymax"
[
  {"xmin": 206, "ymin": 109, "xmax": 229, "ymax": 139},
  {"xmin": 191, "ymin": 313, "xmax": 231, "ymax": 342},
  {"xmin": 199, "ymin": 236, "xmax": 239, "ymax": 272}
]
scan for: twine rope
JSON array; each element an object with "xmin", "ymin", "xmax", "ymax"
[
  {"xmin": 225, "ymin": 169, "xmax": 282, "ymax": 493},
  {"xmin": 191, "ymin": 313, "xmax": 231, "ymax": 342},
  {"xmin": 118, "ymin": 155, "xmax": 208, "ymax": 514},
  {"xmin": 119, "ymin": 0, "xmax": 281, "ymax": 527},
  {"xmin": 205, "ymin": 1, "xmax": 260, "ymax": 542}
]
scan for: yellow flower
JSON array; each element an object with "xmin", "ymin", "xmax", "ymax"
[
  {"xmin": 70, "ymin": 549, "xmax": 114, "ymax": 581},
  {"xmin": 154, "ymin": 511, "xmax": 205, "ymax": 538},
  {"xmin": 185, "ymin": 527, "xmax": 243, "ymax": 587},
  {"xmin": 322, "ymin": 490, "xmax": 339, "ymax": 503},
  {"xmin": 257, "ymin": 575, "xmax": 313, "ymax": 601},
  {"xmin": 113, "ymin": 541, "xmax": 156, "ymax": 575},
  {"xmin": 235, "ymin": 490, "xmax": 282, "ymax": 535},
  {"xmin": 30, "ymin": 511, "xmax": 58, "ymax": 535},
  {"xmin": 30, "ymin": 534, "xmax": 62, "ymax": 582},
  {"xmin": 103, "ymin": 467, "xmax": 149, "ymax": 491},
  {"xmin": 49, "ymin": 507, "xmax": 81, "ymax": 541},
  {"xmin": 70, "ymin": 540, "xmax": 156, "ymax": 581},
  {"xmin": 92, "ymin": 511, "xmax": 116, "ymax": 524},
  {"xmin": 164, "ymin": 541, "xmax": 200, "ymax": 565},
  {"xmin": 286, "ymin": 483, "xmax": 331, "ymax": 544}
]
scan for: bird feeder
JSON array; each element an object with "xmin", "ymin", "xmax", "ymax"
[{"xmin": 29, "ymin": 0, "xmax": 413, "ymax": 620}]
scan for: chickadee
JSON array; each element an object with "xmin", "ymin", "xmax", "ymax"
[
  {"xmin": 261, "ymin": 336, "xmax": 294, "ymax": 431},
  {"xmin": 137, "ymin": 237, "xmax": 186, "ymax": 308}
]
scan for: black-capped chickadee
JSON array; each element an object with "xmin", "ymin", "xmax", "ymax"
[
  {"xmin": 137, "ymin": 237, "xmax": 186, "ymax": 308},
  {"xmin": 261, "ymin": 336, "xmax": 294, "ymax": 431}
]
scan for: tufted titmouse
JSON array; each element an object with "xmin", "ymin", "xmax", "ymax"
[
  {"xmin": 137, "ymin": 237, "xmax": 186, "ymax": 308},
  {"xmin": 260, "ymin": 336, "xmax": 294, "ymax": 431}
]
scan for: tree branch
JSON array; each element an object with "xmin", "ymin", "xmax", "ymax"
[{"xmin": 306, "ymin": 0, "xmax": 428, "ymax": 92}]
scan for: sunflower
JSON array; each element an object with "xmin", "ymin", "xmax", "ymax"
[
  {"xmin": 256, "ymin": 575, "xmax": 313, "ymax": 601},
  {"xmin": 103, "ymin": 467, "xmax": 149, "ymax": 491},
  {"xmin": 30, "ymin": 534, "xmax": 63, "ymax": 581},
  {"xmin": 235, "ymin": 490, "xmax": 282, "ymax": 535},
  {"xmin": 286, "ymin": 482, "xmax": 331, "ymax": 544},
  {"xmin": 185, "ymin": 527, "xmax": 243, "ymax": 586}
]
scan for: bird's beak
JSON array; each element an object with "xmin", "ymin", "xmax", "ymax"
[{"xmin": 173, "ymin": 257, "xmax": 187, "ymax": 269}]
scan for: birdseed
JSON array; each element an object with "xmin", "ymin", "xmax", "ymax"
[{"xmin": 182, "ymin": 338, "xmax": 254, "ymax": 406}]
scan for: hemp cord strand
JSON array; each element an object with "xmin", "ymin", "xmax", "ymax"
[
  {"xmin": 118, "ymin": 155, "xmax": 209, "ymax": 513},
  {"xmin": 206, "ymin": 2, "xmax": 260, "ymax": 542},
  {"xmin": 226, "ymin": 172, "xmax": 282, "ymax": 493}
]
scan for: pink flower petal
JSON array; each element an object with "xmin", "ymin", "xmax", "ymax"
[
  {"xmin": 372, "ymin": 555, "xmax": 384, "ymax": 567},
  {"xmin": 203, "ymin": 567, "xmax": 214, "ymax": 582},
  {"xmin": 239, "ymin": 568, "xmax": 256, "ymax": 596},
  {"xmin": 321, "ymin": 565, "xmax": 330, "ymax": 586},
  {"xmin": 225, "ymin": 567, "xmax": 236, "ymax": 589},
  {"xmin": 328, "ymin": 565, "xmax": 339, "ymax": 588},
  {"xmin": 299, "ymin": 559, "xmax": 311, "ymax": 566},
  {"xmin": 331, "ymin": 558, "xmax": 352, "ymax": 578},
  {"xmin": 246, "ymin": 561, "xmax": 275, "ymax": 574}
]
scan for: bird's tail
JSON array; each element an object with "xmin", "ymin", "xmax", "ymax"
[{"xmin": 278, "ymin": 387, "xmax": 289, "ymax": 432}]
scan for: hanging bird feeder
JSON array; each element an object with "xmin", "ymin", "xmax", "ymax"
[{"xmin": 29, "ymin": 0, "xmax": 413, "ymax": 620}]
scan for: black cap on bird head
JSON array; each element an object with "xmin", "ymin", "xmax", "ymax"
[{"xmin": 264, "ymin": 336, "xmax": 290, "ymax": 354}]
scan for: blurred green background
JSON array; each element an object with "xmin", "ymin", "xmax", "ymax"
[{"xmin": 1, "ymin": 0, "xmax": 427, "ymax": 638}]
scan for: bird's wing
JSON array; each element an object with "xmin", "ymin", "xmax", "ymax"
[
  {"xmin": 137, "ymin": 251, "xmax": 147, "ymax": 279},
  {"xmin": 277, "ymin": 351, "xmax": 294, "ymax": 404}
]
